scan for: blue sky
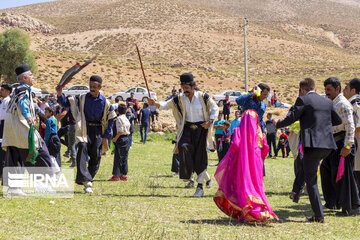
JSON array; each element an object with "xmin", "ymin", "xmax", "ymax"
[{"xmin": 0, "ymin": 0, "xmax": 56, "ymax": 10}]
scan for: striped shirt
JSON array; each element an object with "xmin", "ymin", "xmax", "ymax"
[{"xmin": 332, "ymin": 93, "xmax": 355, "ymax": 147}]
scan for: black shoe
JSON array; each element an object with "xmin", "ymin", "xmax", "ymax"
[
  {"xmin": 336, "ymin": 208, "xmax": 360, "ymax": 217},
  {"xmin": 323, "ymin": 203, "xmax": 340, "ymax": 210},
  {"xmin": 206, "ymin": 179, "xmax": 212, "ymax": 188},
  {"xmin": 305, "ymin": 216, "xmax": 324, "ymax": 223},
  {"xmin": 349, "ymin": 208, "xmax": 360, "ymax": 216},
  {"xmin": 185, "ymin": 181, "xmax": 194, "ymax": 188},
  {"xmin": 290, "ymin": 192, "xmax": 300, "ymax": 203}
]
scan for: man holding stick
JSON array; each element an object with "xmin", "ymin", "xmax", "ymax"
[
  {"xmin": 149, "ymin": 73, "xmax": 219, "ymax": 197},
  {"xmin": 56, "ymin": 75, "xmax": 116, "ymax": 193}
]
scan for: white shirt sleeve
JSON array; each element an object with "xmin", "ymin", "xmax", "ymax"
[
  {"xmin": 208, "ymin": 99, "xmax": 219, "ymax": 120},
  {"xmin": 159, "ymin": 100, "xmax": 172, "ymax": 110}
]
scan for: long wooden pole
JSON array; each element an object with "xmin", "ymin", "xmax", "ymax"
[
  {"xmin": 135, "ymin": 44, "xmax": 151, "ymax": 99},
  {"xmin": 244, "ymin": 18, "xmax": 249, "ymax": 92}
]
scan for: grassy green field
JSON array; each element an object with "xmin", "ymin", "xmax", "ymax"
[{"xmin": 1, "ymin": 132, "xmax": 360, "ymax": 239}]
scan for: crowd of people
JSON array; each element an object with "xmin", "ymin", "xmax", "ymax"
[{"xmin": 1, "ymin": 64, "xmax": 360, "ymax": 223}]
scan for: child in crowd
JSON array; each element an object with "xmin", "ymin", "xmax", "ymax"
[
  {"xmin": 126, "ymin": 106, "xmax": 135, "ymax": 147},
  {"xmin": 213, "ymin": 112, "xmax": 225, "ymax": 161},
  {"xmin": 222, "ymin": 95, "xmax": 231, "ymax": 120},
  {"xmin": 41, "ymin": 106, "xmax": 61, "ymax": 167},
  {"xmin": 139, "ymin": 103, "xmax": 151, "ymax": 144},
  {"xmin": 265, "ymin": 113, "xmax": 277, "ymax": 158},
  {"xmin": 274, "ymin": 128, "xmax": 288, "ymax": 159},
  {"xmin": 150, "ymin": 104, "xmax": 159, "ymax": 123},
  {"xmin": 109, "ymin": 104, "xmax": 131, "ymax": 181},
  {"xmin": 230, "ymin": 110, "xmax": 241, "ymax": 142},
  {"xmin": 218, "ymin": 121, "xmax": 231, "ymax": 162}
]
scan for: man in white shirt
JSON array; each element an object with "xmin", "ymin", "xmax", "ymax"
[
  {"xmin": 149, "ymin": 73, "xmax": 219, "ymax": 197},
  {"xmin": 0, "ymin": 83, "xmax": 12, "ymax": 178}
]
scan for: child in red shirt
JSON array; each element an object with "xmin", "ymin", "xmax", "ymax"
[{"xmin": 275, "ymin": 128, "xmax": 288, "ymax": 159}]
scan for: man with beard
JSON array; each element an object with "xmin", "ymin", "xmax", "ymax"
[
  {"xmin": 149, "ymin": 73, "xmax": 219, "ymax": 197},
  {"xmin": 321, "ymin": 77, "xmax": 360, "ymax": 216},
  {"xmin": 56, "ymin": 75, "xmax": 116, "ymax": 193}
]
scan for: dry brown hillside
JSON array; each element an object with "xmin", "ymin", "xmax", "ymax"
[{"xmin": 1, "ymin": 0, "xmax": 360, "ymax": 103}]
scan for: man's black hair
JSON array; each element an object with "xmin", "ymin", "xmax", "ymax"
[{"xmin": 324, "ymin": 77, "xmax": 341, "ymax": 91}]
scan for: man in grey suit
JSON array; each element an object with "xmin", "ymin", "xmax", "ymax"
[{"xmin": 275, "ymin": 78, "xmax": 342, "ymax": 223}]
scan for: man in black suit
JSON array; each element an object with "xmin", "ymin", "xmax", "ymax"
[{"xmin": 275, "ymin": 78, "xmax": 342, "ymax": 223}]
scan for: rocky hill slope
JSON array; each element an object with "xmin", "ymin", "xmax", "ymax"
[{"xmin": 1, "ymin": 0, "xmax": 359, "ymax": 131}]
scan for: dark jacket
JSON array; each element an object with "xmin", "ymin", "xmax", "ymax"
[{"xmin": 276, "ymin": 92, "xmax": 342, "ymax": 150}]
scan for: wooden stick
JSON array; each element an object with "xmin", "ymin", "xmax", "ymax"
[{"xmin": 135, "ymin": 44, "xmax": 151, "ymax": 99}]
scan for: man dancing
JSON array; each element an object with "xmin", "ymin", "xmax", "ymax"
[
  {"xmin": 3, "ymin": 64, "xmax": 55, "ymax": 196},
  {"xmin": 149, "ymin": 73, "xmax": 219, "ymax": 197},
  {"xmin": 56, "ymin": 75, "xmax": 116, "ymax": 193}
]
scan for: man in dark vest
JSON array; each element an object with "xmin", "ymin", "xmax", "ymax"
[
  {"xmin": 56, "ymin": 75, "xmax": 116, "ymax": 194},
  {"xmin": 149, "ymin": 73, "xmax": 219, "ymax": 197}
]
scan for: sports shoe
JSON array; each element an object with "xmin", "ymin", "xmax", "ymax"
[
  {"xmin": 171, "ymin": 173, "xmax": 179, "ymax": 177},
  {"xmin": 185, "ymin": 181, "xmax": 194, "ymax": 188},
  {"xmin": 83, "ymin": 181, "xmax": 93, "ymax": 188},
  {"xmin": 69, "ymin": 163, "xmax": 76, "ymax": 168},
  {"xmin": 120, "ymin": 176, "xmax": 128, "ymax": 181},
  {"xmin": 206, "ymin": 179, "xmax": 213, "ymax": 188},
  {"xmin": 83, "ymin": 187, "xmax": 93, "ymax": 194},
  {"xmin": 63, "ymin": 152, "xmax": 70, "ymax": 158},
  {"xmin": 193, "ymin": 187, "xmax": 204, "ymax": 197},
  {"xmin": 108, "ymin": 176, "xmax": 120, "ymax": 181},
  {"xmin": 7, "ymin": 188, "xmax": 27, "ymax": 197}
]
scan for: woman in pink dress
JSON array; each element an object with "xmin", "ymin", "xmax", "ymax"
[{"xmin": 214, "ymin": 109, "xmax": 278, "ymax": 222}]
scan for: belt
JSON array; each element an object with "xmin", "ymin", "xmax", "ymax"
[
  {"xmin": 333, "ymin": 131, "xmax": 345, "ymax": 142},
  {"xmin": 87, "ymin": 122, "xmax": 101, "ymax": 127},
  {"xmin": 184, "ymin": 121, "xmax": 204, "ymax": 130}
]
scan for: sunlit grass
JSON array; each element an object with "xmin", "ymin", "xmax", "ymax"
[{"xmin": 1, "ymin": 132, "xmax": 360, "ymax": 239}]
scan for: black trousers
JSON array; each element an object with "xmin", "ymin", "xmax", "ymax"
[
  {"xmin": 320, "ymin": 139, "xmax": 360, "ymax": 213},
  {"xmin": 75, "ymin": 125, "xmax": 103, "ymax": 184},
  {"xmin": 292, "ymin": 153, "xmax": 305, "ymax": 194},
  {"xmin": 2, "ymin": 139, "xmax": 55, "ymax": 186},
  {"xmin": 178, "ymin": 124, "xmax": 208, "ymax": 180},
  {"xmin": 171, "ymin": 153, "xmax": 179, "ymax": 173},
  {"xmin": 0, "ymin": 120, "xmax": 4, "ymax": 178},
  {"xmin": 303, "ymin": 147, "xmax": 332, "ymax": 218},
  {"xmin": 275, "ymin": 143, "xmax": 286, "ymax": 158},
  {"xmin": 355, "ymin": 171, "xmax": 360, "ymax": 192},
  {"xmin": 266, "ymin": 133, "xmax": 276, "ymax": 157},
  {"xmin": 112, "ymin": 135, "xmax": 130, "ymax": 176},
  {"xmin": 218, "ymin": 141, "xmax": 230, "ymax": 162}
]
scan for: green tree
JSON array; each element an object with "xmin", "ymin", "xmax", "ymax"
[{"xmin": 0, "ymin": 28, "xmax": 37, "ymax": 83}]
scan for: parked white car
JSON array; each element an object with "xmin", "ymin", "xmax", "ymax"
[
  {"xmin": 109, "ymin": 87, "xmax": 157, "ymax": 102},
  {"xmin": 62, "ymin": 85, "xmax": 91, "ymax": 96},
  {"xmin": 212, "ymin": 90, "xmax": 243, "ymax": 106}
]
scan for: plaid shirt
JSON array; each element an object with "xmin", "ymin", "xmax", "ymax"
[{"xmin": 333, "ymin": 93, "xmax": 355, "ymax": 147}]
